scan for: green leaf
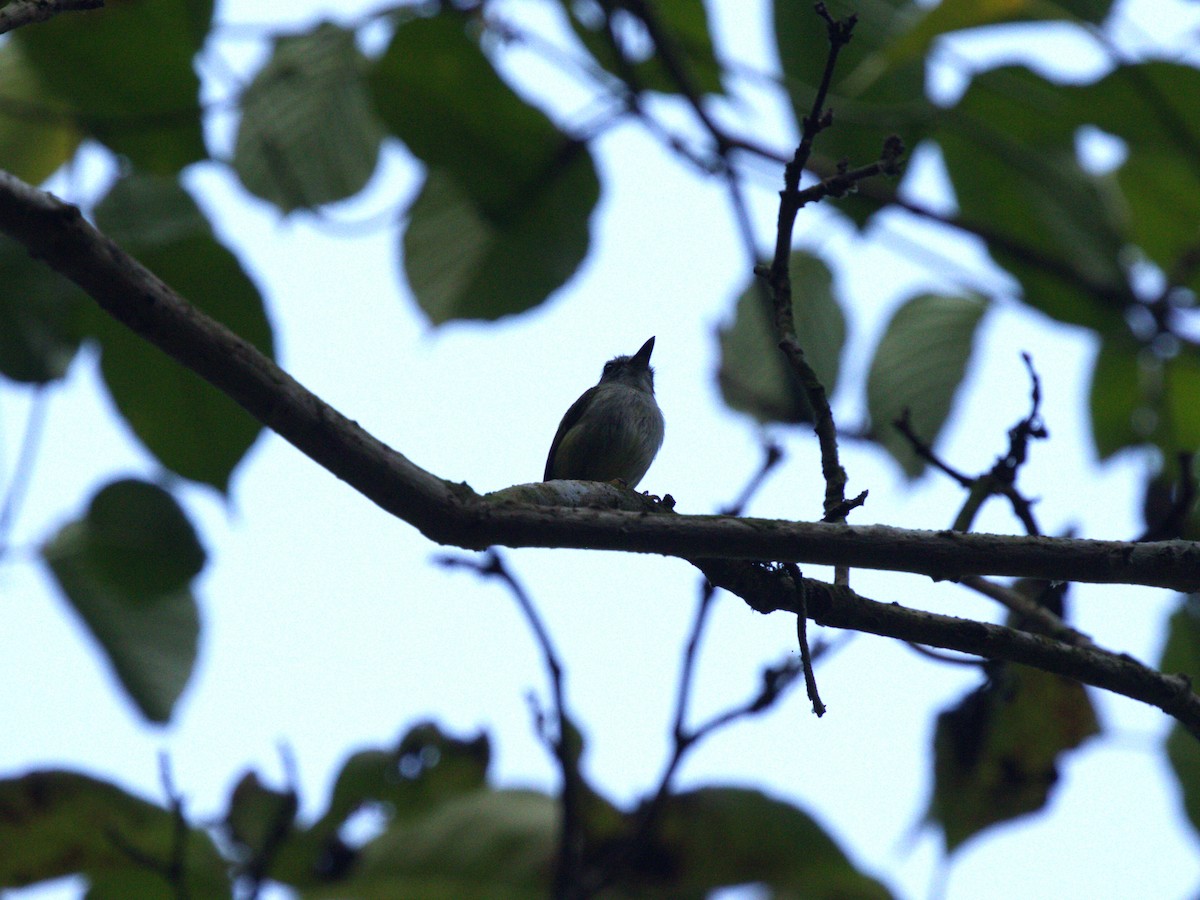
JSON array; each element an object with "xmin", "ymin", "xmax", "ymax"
[
  {"xmin": 1159, "ymin": 596, "xmax": 1200, "ymax": 839},
  {"xmin": 929, "ymin": 665, "xmax": 1100, "ymax": 852},
  {"xmin": 1164, "ymin": 350, "xmax": 1200, "ymax": 453},
  {"xmin": 83, "ymin": 479, "xmax": 206, "ymax": 594},
  {"xmin": 0, "ymin": 234, "xmax": 84, "ymax": 384},
  {"xmin": 339, "ymin": 789, "xmax": 556, "ymax": 897},
  {"xmin": 13, "ymin": 0, "xmax": 212, "ymax": 173},
  {"xmin": 224, "ymin": 771, "xmax": 298, "ymax": 860},
  {"xmin": 0, "ymin": 42, "xmax": 82, "ymax": 184},
  {"xmin": 1088, "ymin": 339, "xmax": 1200, "ymax": 461},
  {"xmin": 88, "ymin": 173, "xmax": 274, "ymax": 491},
  {"xmin": 885, "ymin": 0, "xmax": 1113, "ymax": 71},
  {"xmin": 234, "ymin": 22, "xmax": 384, "ymax": 212},
  {"xmin": 369, "ymin": 10, "xmax": 600, "ymax": 322},
  {"xmin": 558, "ymin": 0, "xmax": 724, "ymax": 96},
  {"xmin": 312, "ymin": 723, "xmax": 491, "ymax": 844},
  {"xmin": 403, "ymin": 158, "xmax": 599, "ymax": 323},
  {"xmin": 717, "ymin": 250, "xmax": 846, "ymax": 424},
  {"xmin": 41, "ymin": 479, "xmax": 204, "ymax": 723},
  {"xmin": 0, "ymin": 770, "xmax": 227, "ymax": 893},
  {"xmin": 1076, "ymin": 63, "xmax": 1200, "ymax": 289},
  {"xmin": 935, "ymin": 67, "xmax": 1131, "ymax": 333},
  {"xmin": 259, "ymin": 723, "xmax": 498, "ymax": 891},
  {"xmin": 1087, "ymin": 337, "xmax": 1146, "ymax": 460},
  {"xmin": 370, "ymin": 10, "xmax": 563, "ymax": 211},
  {"xmin": 653, "ymin": 787, "xmax": 893, "ymax": 896},
  {"xmin": 774, "ymin": 0, "xmax": 934, "ymax": 225},
  {"xmin": 866, "ymin": 293, "xmax": 988, "ymax": 478}
]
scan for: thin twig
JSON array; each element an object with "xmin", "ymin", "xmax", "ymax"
[
  {"xmin": 757, "ymin": 7, "xmax": 868, "ymax": 589},
  {"xmin": 789, "ymin": 564, "xmax": 826, "ymax": 715},
  {"xmin": 105, "ymin": 754, "xmax": 192, "ymax": 898},
  {"xmin": 960, "ymin": 575, "xmax": 1093, "ymax": 647},
  {"xmin": 0, "ymin": 386, "xmax": 50, "ymax": 559},
  {"xmin": 158, "ymin": 753, "xmax": 192, "ymax": 900},
  {"xmin": 894, "ymin": 353, "xmax": 1047, "ymax": 536},
  {"xmin": 905, "ymin": 642, "xmax": 988, "ymax": 667},
  {"xmin": 720, "ymin": 441, "xmax": 784, "ymax": 516},
  {"xmin": 436, "ymin": 550, "xmax": 580, "ymax": 899},
  {"xmin": 238, "ymin": 748, "xmax": 300, "ymax": 900}
]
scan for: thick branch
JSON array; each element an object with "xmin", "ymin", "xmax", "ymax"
[
  {"xmin": 697, "ymin": 561, "xmax": 1200, "ymax": 740},
  {"xmin": 809, "ymin": 580, "xmax": 1200, "ymax": 738},
  {"xmin": 0, "ymin": 0, "xmax": 102, "ymax": 35},
  {"xmin": 0, "ymin": 171, "xmax": 1198, "ymax": 591}
]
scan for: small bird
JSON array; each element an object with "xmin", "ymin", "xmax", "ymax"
[{"xmin": 543, "ymin": 336, "xmax": 665, "ymax": 489}]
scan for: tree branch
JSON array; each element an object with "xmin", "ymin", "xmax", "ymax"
[
  {"xmin": 700, "ymin": 564, "xmax": 1200, "ymax": 740},
  {"xmin": 0, "ymin": 0, "xmax": 102, "ymax": 35},
  {"xmin": 1, "ymin": 169, "xmax": 1198, "ymax": 732},
  {"xmin": 0, "ymin": 171, "xmax": 1197, "ymax": 596}
]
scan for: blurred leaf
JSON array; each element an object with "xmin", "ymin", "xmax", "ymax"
[
  {"xmin": 327, "ymin": 789, "xmax": 555, "ymax": 898},
  {"xmin": 559, "ymin": 0, "xmax": 724, "ymax": 96},
  {"xmin": 866, "ymin": 293, "xmax": 988, "ymax": 478},
  {"xmin": 652, "ymin": 787, "xmax": 893, "ymax": 896},
  {"xmin": 0, "ymin": 42, "xmax": 82, "ymax": 184},
  {"xmin": 717, "ymin": 251, "xmax": 846, "ymax": 424},
  {"xmin": 42, "ymin": 479, "xmax": 203, "ymax": 723},
  {"xmin": 370, "ymin": 9, "xmax": 600, "ymax": 322},
  {"xmin": 234, "ymin": 22, "xmax": 384, "ymax": 212},
  {"xmin": 403, "ymin": 158, "xmax": 598, "ymax": 323},
  {"xmin": 1089, "ymin": 339, "xmax": 1200, "ymax": 461},
  {"xmin": 1141, "ymin": 460, "xmax": 1200, "ymax": 542},
  {"xmin": 1069, "ymin": 63, "xmax": 1200, "ymax": 290},
  {"xmin": 88, "ymin": 173, "xmax": 274, "ymax": 491},
  {"xmin": 886, "ymin": 0, "xmax": 1113, "ymax": 71},
  {"xmin": 0, "ymin": 234, "xmax": 84, "ymax": 384},
  {"xmin": 1160, "ymin": 596, "xmax": 1200, "ymax": 839},
  {"xmin": 936, "ymin": 66, "xmax": 1131, "ymax": 333},
  {"xmin": 774, "ymin": 0, "xmax": 933, "ymax": 225},
  {"xmin": 83, "ymin": 479, "xmax": 206, "ymax": 595},
  {"xmin": 224, "ymin": 771, "xmax": 298, "ymax": 860},
  {"xmin": 1088, "ymin": 337, "xmax": 1145, "ymax": 460},
  {"xmin": 13, "ymin": 0, "xmax": 212, "ymax": 172},
  {"xmin": 370, "ymin": 9, "xmax": 565, "ymax": 211},
  {"xmin": 1164, "ymin": 351, "xmax": 1200, "ymax": 453},
  {"xmin": 929, "ymin": 665, "xmax": 1100, "ymax": 852},
  {"xmin": 0, "ymin": 770, "xmax": 226, "ymax": 893},
  {"xmin": 329, "ymin": 722, "xmax": 491, "ymax": 828}
]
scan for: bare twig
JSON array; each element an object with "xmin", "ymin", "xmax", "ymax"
[
  {"xmin": 719, "ymin": 441, "xmax": 784, "ymax": 516},
  {"xmin": 104, "ymin": 754, "xmax": 192, "ymax": 899},
  {"xmin": 894, "ymin": 353, "xmax": 1048, "ymax": 536},
  {"xmin": 0, "ymin": 386, "xmax": 49, "ymax": 559},
  {"xmin": 906, "ymin": 642, "xmax": 988, "ymax": 667},
  {"xmin": 158, "ymin": 754, "xmax": 191, "ymax": 900},
  {"xmin": 737, "ymin": 573, "xmax": 1200, "ymax": 741},
  {"xmin": 789, "ymin": 564, "xmax": 826, "ymax": 715},
  {"xmin": 237, "ymin": 749, "xmax": 300, "ymax": 900},
  {"xmin": 436, "ymin": 550, "xmax": 581, "ymax": 899},
  {"xmin": 760, "ymin": 7, "xmax": 861, "ymax": 532},
  {"xmin": 960, "ymin": 574, "xmax": 1092, "ymax": 646}
]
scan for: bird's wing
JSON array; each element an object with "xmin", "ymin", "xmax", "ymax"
[{"xmin": 544, "ymin": 386, "xmax": 597, "ymax": 480}]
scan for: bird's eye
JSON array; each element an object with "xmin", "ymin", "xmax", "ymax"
[{"xmin": 603, "ymin": 362, "xmax": 615, "ymax": 374}]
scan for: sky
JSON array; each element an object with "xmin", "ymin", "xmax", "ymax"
[{"xmin": 4, "ymin": 0, "xmax": 1200, "ymax": 898}]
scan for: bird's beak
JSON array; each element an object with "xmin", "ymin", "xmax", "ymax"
[{"xmin": 631, "ymin": 336, "xmax": 655, "ymax": 367}]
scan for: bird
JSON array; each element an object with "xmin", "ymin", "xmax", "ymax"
[{"xmin": 543, "ymin": 336, "xmax": 665, "ymax": 489}]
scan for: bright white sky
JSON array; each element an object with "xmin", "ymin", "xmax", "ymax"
[{"xmin": 5, "ymin": 1, "xmax": 1200, "ymax": 898}]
